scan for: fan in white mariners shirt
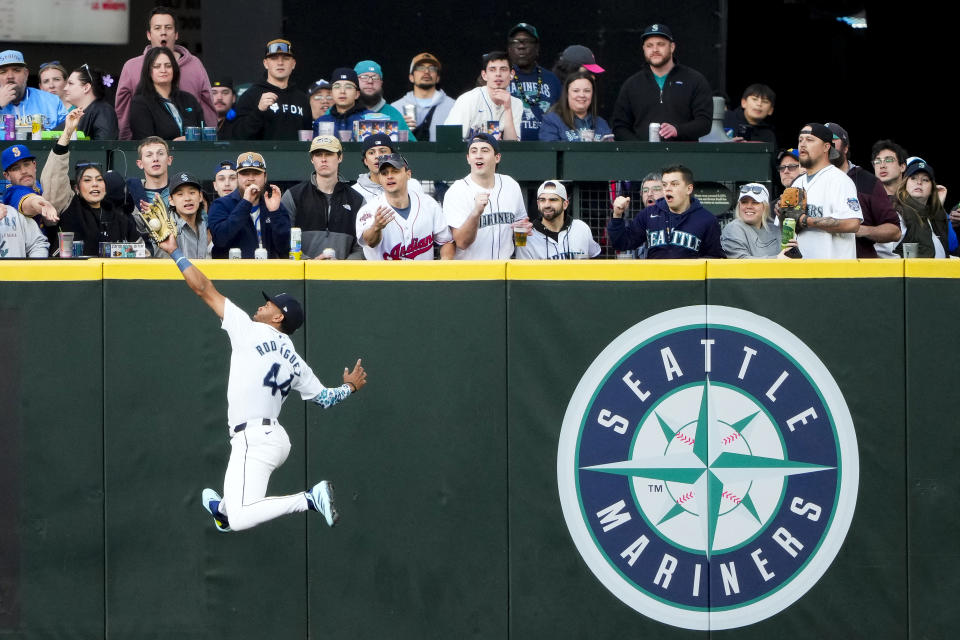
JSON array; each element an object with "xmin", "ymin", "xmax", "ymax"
[
  {"xmin": 351, "ymin": 133, "xmax": 423, "ymax": 204},
  {"xmin": 779, "ymin": 123, "xmax": 862, "ymax": 259},
  {"xmin": 514, "ymin": 180, "xmax": 600, "ymax": 259},
  {"xmin": 155, "ymin": 232, "xmax": 368, "ymax": 533},
  {"xmin": 356, "ymin": 153, "xmax": 453, "ymax": 260},
  {"xmin": 443, "ymin": 133, "xmax": 531, "ymax": 259}
]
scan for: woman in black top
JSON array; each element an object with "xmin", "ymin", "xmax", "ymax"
[
  {"xmin": 129, "ymin": 46, "xmax": 202, "ymax": 141},
  {"xmin": 63, "ymin": 64, "xmax": 119, "ymax": 140},
  {"xmin": 57, "ymin": 162, "xmax": 141, "ymax": 256}
]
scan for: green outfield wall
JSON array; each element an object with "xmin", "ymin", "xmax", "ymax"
[{"xmin": 1, "ymin": 259, "xmax": 957, "ymax": 638}]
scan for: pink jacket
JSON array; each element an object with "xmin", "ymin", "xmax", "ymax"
[{"xmin": 115, "ymin": 44, "xmax": 217, "ymax": 140}]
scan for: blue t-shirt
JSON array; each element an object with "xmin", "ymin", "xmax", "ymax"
[
  {"xmin": 393, "ymin": 204, "xmax": 411, "ymax": 220},
  {"xmin": 2, "ymin": 182, "xmax": 43, "ymax": 212},
  {"xmin": 509, "ymin": 66, "xmax": 562, "ymax": 141},
  {"xmin": 0, "ymin": 88, "xmax": 69, "ymax": 130}
]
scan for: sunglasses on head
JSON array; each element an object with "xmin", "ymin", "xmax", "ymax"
[
  {"xmin": 739, "ymin": 185, "xmax": 766, "ymax": 196},
  {"xmin": 266, "ymin": 40, "xmax": 292, "ymax": 55}
]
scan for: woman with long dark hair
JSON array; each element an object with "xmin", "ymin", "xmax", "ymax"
[
  {"xmin": 63, "ymin": 64, "xmax": 119, "ymax": 140},
  {"xmin": 129, "ymin": 46, "xmax": 202, "ymax": 141},
  {"xmin": 538, "ymin": 71, "xmax": 612, "ymax": 142},
  {"xmin": 895, "ymin": 160, "xmax": 950, "ymax": 258},
  {"xmin": 57, "ymin": 162, "xmax": 141, "ymax": 256}
]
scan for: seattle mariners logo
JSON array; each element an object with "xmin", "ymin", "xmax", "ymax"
[{"xmin": 557, "ymin": 306, "xmax": 858, "ymax": 630}]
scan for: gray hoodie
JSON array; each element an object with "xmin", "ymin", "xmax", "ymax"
[
  {"xmin": 720, "ymin": 217, "xmax": 781, "ymax": 258},
  {"xmin": 390, "ymin": 90, "xmax": 455, "ymax": 142},
  {"xmin": 0, "ymin": 207, "xmax": 50, "ymax": 257}
]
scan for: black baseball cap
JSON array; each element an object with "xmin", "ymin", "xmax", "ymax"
[
  {"xmin": 905, "ymin": 159, "xmax": 935, "ymax": 182},
  {"xmin": 376, "ymin": 153, "xmax": 408, "ymax": 171},
  {"xmin": 262, "ymin": 291, "xmax": 304, "ymax": 335},
  {"xmin": 211, "ymin": 77, "xmax": 234, "ymax": 91},
  {"xmin": 641, "ymin": 23, "xmax": 674, "ymax": 42},
  {"xmin": 800, "ymin": 123, "xmax": 833, "ymax": 144},
  {"xmin": 331, "ymin": 67, "xmax": 359, "ymax": 88},
  {"xmin": 362, "ymin": 133, "xmax": 395, "ymax": 155},
  {"xmin": 508, "ymin": 23, "xmax": 539, "ymax": 40},
  {"xmin": 467, "ymin": 132, "xmax": 500, "ymax": 154},
  {"xmin": 824, "ymin": 122, "xmax": 849, "ymax": 146},
  {"xmin": 169, "ymin": 171, "xmax": 202, "ymax": 194}
]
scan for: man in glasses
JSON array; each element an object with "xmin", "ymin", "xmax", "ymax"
[
  {"xmin": 232, "ymin": 39, "xmax": 312, "ymax": 140},
  {"xmin": 824, "ymin": 122, "xmax": 900, "ymax": 258},
  {"xmin": 505, "ymin": 22, "xmax": 561, "ymax": 141},
  {"xmin": 871, "ymin": 140, "xmax": 908, "ymax": 201},
  {"xmin": 313, "ymin": 68, "xmax": 371, "ymax": 141},
  {"xmin": 608, "ymin": 164, "xmax": 723, "ymax": 258},
  {"xmin": 356, "ymin": 153, "xmax": 452, "ymax": 260},
  {"xmin": 353, "ymin": 60, "xmax": 415, "ymax": 141},
  {"xmin": 307, "ymin": 79, "xmax": 333, "ymax": 121},
  {"xmin": 0, "ymin": 50, "xmax": 69, "ymax": 129},
  {"xmin": 445, "ymin": 52, "xmax": 522, "ymax": 141},
  {"xmin": 776, "ymin": 149, "xmax": 804, "ymax": 194},
  {"xmin": 115, "ymin": 7, "xmax": 216, "ymax": 140},
  {"xmin": 611, "ymin": 24, "xmax": 712, "ymax": 142},
  {"xmin": 640, "ymin": 172, "xmax": 664, "ymax": 208},
  {"xmin": 390, "ymin": 53, "xmax": 455, "ymax": 142},
  {"xmin": 208, "ymin": 152, "xmax": 291, "ymax": 258},
  {"xmin": 281, "ymin": 134, "xmax": 364, "ymax": 260}
]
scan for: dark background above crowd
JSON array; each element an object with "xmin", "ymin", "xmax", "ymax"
[{"xmin": 8, "ymin": 1, "xmax": 948, "ymax": 193}]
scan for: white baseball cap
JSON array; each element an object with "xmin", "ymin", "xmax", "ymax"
[
  {"xmin": 738, "ymin": 183, "xmax": 769, "ymax": 204},
  {"xmin": 537, "ymin": 180, "xmax": 568, "ymax": 201}
]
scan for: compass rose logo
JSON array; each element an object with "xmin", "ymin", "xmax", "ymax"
[{"xmin": 557, "ymin": 306, "xmax": 859, "ymax": 630}]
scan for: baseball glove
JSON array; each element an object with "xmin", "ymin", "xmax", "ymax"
[
  {"xmin": 778, "ymin": 187, "xmax": 807, "ymax": 220},
  {"xmin": 137, "ymin": 194, "xmax": 177, "ymax": 244}
]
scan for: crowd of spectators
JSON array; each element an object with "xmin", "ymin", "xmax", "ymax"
[{"xmin": 2, "ymin": 8, "xmax": 959, "ymax": 261}]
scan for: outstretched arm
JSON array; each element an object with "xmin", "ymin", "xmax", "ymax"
[
  {"xmin": 309, "ymin": 359, "xmax": 368, "ymax": 409},
  {"xmin": 158, "ymin": 234, "xmax": 225, "ymax": 318}
]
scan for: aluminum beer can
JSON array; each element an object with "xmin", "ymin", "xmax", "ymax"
[
  {"xmin": 3, "ymin": 114, "xmax": 15, "ymax": 140},
  {"xmin": 403, "ymin": 104, "xmax": 416, "ymax": 120},
  {"xmin": 289, "ymin": 227, "xmax": 302, "ymax": 260},
  {"xmin": 781, "ymin": 218, "xmax": 796, "ymax": 249},
  {"xmin": 254, "ymin": 247, "xmax": 268, "ymax": 260},
  {"xmin": 228, "ymin": 248, "xmax": 242, "ymax": 259},
  {"xmin": 648, "ymin": 123, "xmax": 661, "ymax": 142}
]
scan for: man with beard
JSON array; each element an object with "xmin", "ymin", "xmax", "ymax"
[
  {"xmin": 514, "ymin": 180, "xmax": 599, "ymax": 259},
  {"xmin": 824, "ymin": 122, "xmax": 900, "ymax": 258},
  {"xmin": 779, "ymin": 123, "xmax": 861, "ymax": 259},
  {"xmin": 211, "ymin": 78, "xmax": 237, "ymax": 139},
  {"xmin": 115, "ymin": 8, "xmax": 216, "ymax": 140},
  {"xmin": 505, "ymin": 23, "xmax": 562, "ymax": 141},
  {"xmin": 390, "ymin": 53, "xmax": 455, "ymax": 142},
  {"xmin": 611, "ymin": 24, "xmax": 712, "ymax": 141},
  {"xmin": 353, "ymin": 60, "xmax": 415, "ymax": 141},
  {"xmin": 0, "ymin": 50, "xmax": 69, "ymax": 129},
  {"xmin": 232, "ymin": 39, "xmax": 312, "ymax": 140}
]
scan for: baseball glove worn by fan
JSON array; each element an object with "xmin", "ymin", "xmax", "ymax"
[
  {"xmin": 137, "ymin": 194, "xmax": 177, "ymax": 244},
  {"xmin": 778, "ymin": 187, "xmax": 807, "ymax": 221}
]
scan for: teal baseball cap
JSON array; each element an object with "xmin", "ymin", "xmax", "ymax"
[{"xmin": 354, "ymin": 60, "xmax": 382, "ymax": 78}]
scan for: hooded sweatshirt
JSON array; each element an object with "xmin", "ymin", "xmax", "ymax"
[
  {"xmin": 115, "ymin": 44, "xmax": 217, "ymax": 140},
  {"xmin": 607, "ymin": 196, "xmax": 724, "ymax": 258},
  {"xmin": 390, "ymin": 90, "xmax": 455, "ymax": 142},
  {"xmin": 231, "ymin": 80, "xmax": 313, "ymax": 140}
]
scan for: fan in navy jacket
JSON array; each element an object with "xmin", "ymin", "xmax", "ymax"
[
  {"xmin": 607, "ymin": 165, "xmax": 723, "ymax": 258},
  {"xmin": 208, "ymin": 152, "xmax": 291, "ymax": 258}
]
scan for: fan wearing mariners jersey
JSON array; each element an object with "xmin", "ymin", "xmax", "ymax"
[
  {"xmin": 356, "ymin": 153, "xmax": 453, "ymax": 260},
  {"xmin": 779, "ymin": 123, "xmax": 862, "ymax": 259},
  {"xmin": 514, "ymin": 180, "xmax": 600, "ymax": 259},
  {"xmin": 156, "ymin": 231, "xmax": 367, "ymax": 532},
  {"xmin": 443, "ymin": 133, "xmax": 530, "ymax": 260}
]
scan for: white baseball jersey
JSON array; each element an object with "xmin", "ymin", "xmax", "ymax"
[
  {"xmin": 514, "ymin": 219, "xmax": 601, "ymax": 259},
  {"xmin": 222, "ymin": 298, "xmax": 325, "ymax": 427},
  {"xmin": 791, "ymin": 165, "xmax": 862, "ymax": 259},
  {"xmin": 356, "ymin": 191, "xmax": 452, "ymax": 260},
  {"xmin": 443, "ymin": 174, "xmax": 527, "ymax": 260},
  {"xmin": 443, "ymin": 86, "xmax": 524, "ymax": 140},
  {"xmin": 352, "ymin": 173, "xmax": 424, "ymax": 204}
]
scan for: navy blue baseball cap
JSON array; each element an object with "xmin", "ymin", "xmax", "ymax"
[
  {"xmin": 214, "ymin": 160, "xmax": 236, "ymax": 176},
  {"xmin": 362, "ymin": 133, "xmax": 395, "ymax": 155},
  {"xmin": 262, "ymin": 291, "xmax": 304, "ymax": 335},
  {"xmin": 2, "ymin": 144, "xmax": 36, "ymax": 172},
  {"xmin": 331, "ymin": 67, "xmax": 359, "ymax": 88},
  {"xmin": 641, "ymin": 24, "xmax": 674, "ymax": 42},
  {"xmin": 467, "ymin": 132, "xmax": 500, "ymax": 154}
]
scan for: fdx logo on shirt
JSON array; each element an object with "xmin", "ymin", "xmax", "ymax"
[{"xmin": 557, "ymin": 306, "xmax": 859, "ymax": 630}]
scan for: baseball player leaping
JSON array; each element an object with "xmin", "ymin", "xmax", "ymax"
[{"xmin": 157, "ymin": 233, "xmax": 367, "ymax": 532}]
